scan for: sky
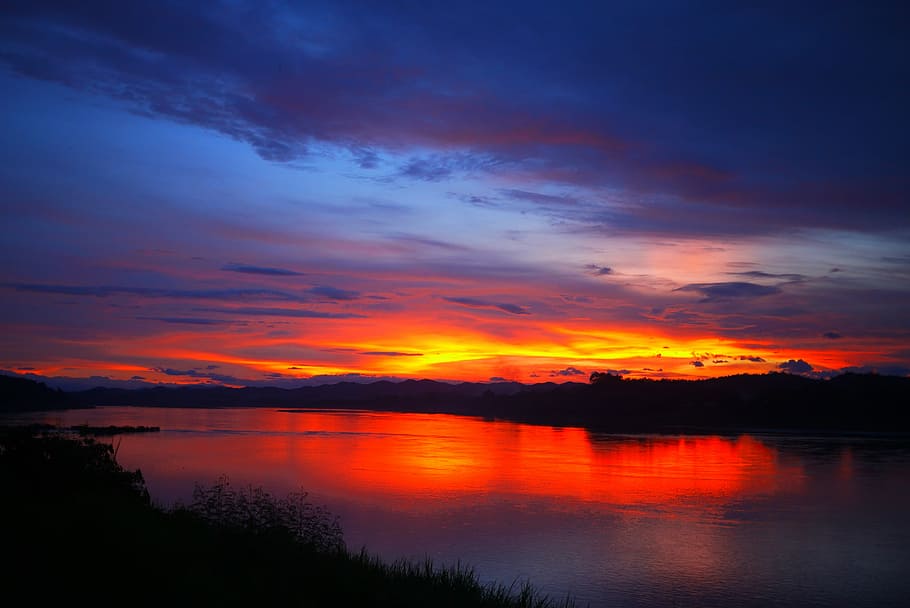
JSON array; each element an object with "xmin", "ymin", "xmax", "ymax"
[{"xmin": 1, "ymin": 1, "xmax": 908, "ymax": 389}]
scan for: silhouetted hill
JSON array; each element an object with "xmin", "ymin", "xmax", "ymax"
[
  {"xmin": 71, "ymin": 378, "xmax": 555, "ymax": 409},
  {"xmin": 476, "ymin": 372, "xmax": 910, "ymax": 433},
  {"xmin": 21, "ymin": 372, "xmax": 910, "ymax": 433},
  {"xmin": 0, "ymin": 374, "xmax": 73, "ymax": 412}
]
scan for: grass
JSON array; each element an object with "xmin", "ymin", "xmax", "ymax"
[{"xmin": 0, "ymin": 425, "xmax": 577, "ymax": 607}]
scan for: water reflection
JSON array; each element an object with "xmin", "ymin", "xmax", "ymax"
[{"xmin": 71, "ymin": 409, "xmax": 805, "ymax": 513}]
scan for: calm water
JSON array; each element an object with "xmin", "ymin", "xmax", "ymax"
[{"xmin": 10, "ymin": 407, "xmax": 910, "ymax": 607}]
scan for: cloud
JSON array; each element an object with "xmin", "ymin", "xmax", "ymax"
[
  {"xmin": 500, "ymin": 189, "xmax": 578, "ymax": 206},
  {"xmin": 728, "ymin": 271, "xmax": 805, "ymax": 281},
  {"xmin": 387, "ymin": 233, "xmax": 470, "ymax": 252},
  {"xmin": 193, "ymin": 306, "xmax": 365, "ymax": 319},
  {"xmin": 737, "ymin": 355, "xmax": 766, "ymax": 363},
  {"xmin": 778, "ymin": 359, "xmax": 813, "ymax": 374},
  {"xmin": 691, "ymin": 360, "xmax": 705, "ymax": 367},
  {"xmin": 823, "ymin": 332, "xmax": 842, "ymax": 339},
  {"xmin": 222, "ymin": 263, "xmax": 304, "ymax": 277},
  {"xmin": 676, "ymin": 282, "xmax": 781, "ymax": 303},
  {"xmin": 1, "ymin": 1, "xmax": 905, "ymax": 237},
  {"xmin": 549, "ymin": 366, "xmax": 586, "ymax": 377},
  {"xmin": 489, "ymin": 376, "xmax": 507, "ymax": 382},
  {"xmin": 585, "ymin": 264, "xmax": 613, "ymax": 276},
  {"xmin": 443, "ymin": 296, "xmax": 530, "ymax": 315},
  {"xmin": 397, "ymin": 157, "xmax": 454, "ymax": 182},
  {"xmin": 306, "ymin": 286, "xmax": 360, "ymax": 301},
  {"xmin": 395, "ymin": 154, "xmax": 498, "ymax": 182},
  {"xmin": 135, "ymin": 316, "xmax": 232, "ymax": 325},
  {"xmin": 152, "ymin": 367, "xmax": 241, "ymax": 384},
  {"xmin": 4, "ymin": 283, "xmax": 308, "ymax": 302},
  {"xmin": 360, "ymin": 351, "xmax": 423, "ymax": 357}
]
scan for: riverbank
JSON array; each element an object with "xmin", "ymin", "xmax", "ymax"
[
  {"xmin": 1, "ymin": 425, "xmax": 574, "ymax": 607},
  {"xmin": 6, "ymin": 372, "xmax": 910, "ymax": 435}
]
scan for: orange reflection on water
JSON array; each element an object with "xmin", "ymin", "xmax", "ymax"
[
  {"xmin": 194, "ymin": 410, "xmax": 806, "ymax": 510},
  {"xmin": 93, "ymin": 408, "xmax": 806, "ymax": 515}
]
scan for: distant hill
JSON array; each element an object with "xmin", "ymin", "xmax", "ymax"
[
  {"xmin": 0, "ymin": 374, "xmax": 73, "ymax": 412},
  {"xmin": 6, "ymin": 372, "xmax": 909, "ymax": 433},
  {"xmin": 475, "ymin": 372, "xmax": 910, "ymax": 433},
  {"xmin": 71, "ymin": 379, "xmax": 564, "ymax": 409}
]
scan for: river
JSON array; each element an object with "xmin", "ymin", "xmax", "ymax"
[{"xmin": 10, "ymin": 406, "xmax": 910, "ymax": 607}]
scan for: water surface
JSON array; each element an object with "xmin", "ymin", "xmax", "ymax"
[{"xmin": 12, "ymin": 407, "xmax": 910, "ymax": 607}]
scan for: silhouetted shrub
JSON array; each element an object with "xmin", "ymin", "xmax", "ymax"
[{"xmin": 187, "ymin": 476, "xmax": 344, "ymax": 553}]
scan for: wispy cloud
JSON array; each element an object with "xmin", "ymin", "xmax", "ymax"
[
  {"xmin": 676, "ymin": 282, "xmax": 781, "ymax": 303},
  {"xmin": 4, "ymin": 283, "xmax": 308, "ymax": 302},
  {"xmin": 549, "ymin": 366, "xmax": 586, "ymax": 377},
  {"xmin": 152, "ymin": 366, "xmax": 241, "ymax": 384},
  {"xmin": 728, "ymin": 271, "xmax": 805, "ymax": 282},
  {"xmin": 222, "ymin": 263, "xmax": 304, "ymax": 277},
  {"xmin": 443, "ymin": 296, "xmax": 530, "ymax": 315},
  {"xmin": 306, "ymin": 286, "xmax": 360, "ymax": 301},
  {"xmin": 193, "ymin": 306, "xmax": 365, "ymax": 320},
  {"xmin": 135, "ymin": 316, "xmax": 233, "ymax": 326}
]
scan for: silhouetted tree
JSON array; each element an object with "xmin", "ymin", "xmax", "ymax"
[{"xmin": 589, "ymin": 371, "xmax": 623, "ymax": 385}]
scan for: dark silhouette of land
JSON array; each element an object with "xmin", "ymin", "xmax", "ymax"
[
  {"xmin": 0, "ymin": 373, "xmax": 73, "ymax": 411},
  {"xmin": 3, "ymin": 371, "xmax": 909, "ymax": 433},
  {"xmin": 1, "ymin": 425, "xmax": 573, "ymax": 607},
  {"xmin": 68, "ymin": 423, "xmax": 161, "ymax": 435}
]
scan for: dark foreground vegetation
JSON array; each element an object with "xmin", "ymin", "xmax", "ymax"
[{"xmin": 0, "ymin": 426, "xmax": 573, "ymax": 607}]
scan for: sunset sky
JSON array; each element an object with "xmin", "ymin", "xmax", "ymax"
[{"xmin": 1, "ymin": 1, "xmax": 908, "ymax": 389}]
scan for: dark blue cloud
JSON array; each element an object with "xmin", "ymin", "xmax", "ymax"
[
  {"xmin": 4, "ymin": 282, "xmax": 308, "ymax": 302},
  {"xmin": 387, "ymin": 233, "xmax": 471, "ymax": 252},
  {"xmin": 737, "ymin": 356, "xmax": 766, "ymax": 363},
  {"xmin": 730, "ymin": 271, "xmax": 805, "ymax": 282},
  {"xmin": 193, "ymin": 306, "xmax": 365, "ymax": 320},
  {"xmin": 501, "ymin": 189, "xmax": 578, "ymax": 207},
  {"xmin": 823, "ymin": 332, "xmax": 842, "ymax": 339},
  {"xmin": 677, "ymin": 282, "xmax": 782, "ymax": 303},
  {"xmin": 443, "ymin": 296, "xmax": 530, "ymax": 315},
  {"xmin": 585, "ymin": 264, "xmax": 613, "ymax": 276},
  {"xmin": 360, "ymin": 351, "xmax": 422, "ymax": 357},
  {"xmin": 779, "ymin": 359, "xmax": 813, "ymax": 374},
  {"xmin": 222, "ymin": 263, "xmax": 304, "ymax": 276},
  {"xmin": 135, "ymin": 316, "xmax": 233, "ymax": 326},
  {"xmin": 549, "ymin": 366, "xmax": 586, "ymax": 377},
  {"xmin": 152, "ymin": 367, "xmax": 241, "ymax": 384},
  {"xmin": 1, "ymin": 0, "xmax": 905, "ymax": 235},
  {"xmin": 306, "ymin": 286, "xmax": 360, "ymax": 301}
]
